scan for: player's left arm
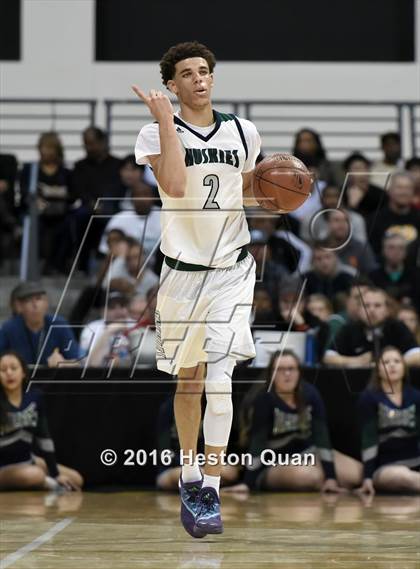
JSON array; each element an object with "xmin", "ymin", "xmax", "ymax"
[
  {"xmin": 242, "ymin": 171, "xmax": 259, "ymax": 207},
  {"xmin": 240, "ymin": 119, "xmax": 261, "ymax": 207}
]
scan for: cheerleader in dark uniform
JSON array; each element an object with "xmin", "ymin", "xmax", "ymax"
[
  {"xmin": 356, "ymin": 346, "xmax": 420, "ymax": 496},
  {"xmin": 225, "ymin": 350, "xmax": 361, "ymax": 493},
  {"xmin": 0, "ymin": 351, "xmax": 83, "ymax": 490}
]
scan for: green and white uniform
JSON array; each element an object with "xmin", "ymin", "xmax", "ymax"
[{"xmin": 135, "ymin": 110, "xmax": 261, "ymax": 374}]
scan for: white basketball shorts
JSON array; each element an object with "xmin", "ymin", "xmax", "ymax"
[{"xmin": 155, "ymin": 252, "xmax": 256, "ymax": 375}]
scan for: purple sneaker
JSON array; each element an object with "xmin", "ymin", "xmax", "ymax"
[
  {"xmin": 195, "ymin": 487, "xmax": 223, "ymax": 534},
  {"xmin": 179, "ymin": 477, "xmax": 207, "ymax": 538}
]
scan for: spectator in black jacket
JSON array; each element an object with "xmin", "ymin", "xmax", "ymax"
[
  {"xmin": 0, "ymin": 153, "xmax": 18, "ymax": 268},
  {"xmin": 20, "ymin": 132, "xmax": 74, "ymax": 274},
  {"xmin": 342, "ymin": 152, "xmax": 388, "ymax": 217},
  {"xmin": 323, "ymin": 287, "xmax": 420, "ymax": 368},
  {"xmin": 72, "ymin": 127, "xmax": 124, "ymax": 272},
  {"xmin": 367, "ymin": 172, "xmax": 419, "ymax": 258},
  {"xmin": 303, "ymin": 243, "xmax": 354, "ymax": 302}
]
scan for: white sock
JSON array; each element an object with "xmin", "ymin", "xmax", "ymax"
[
  {"xmin": 181, "ymin": 461, "xmax": 202, "ymax": 483},
  {"xmin": 44, "ymin": 476, "xmax": 60, "ymax": 491},
  {"xmin": 203, "ymin": 474, "xmax": 220, "ymax": 494}
]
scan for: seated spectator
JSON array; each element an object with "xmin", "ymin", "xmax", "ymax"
[
  {"xmin": 128, "ymin": 294, "xmax": 148, "ymax": 324},
  {"xmin": 0, "ymin": 351, "xmax": 83, "ymax": 490},
  {"xmin": 292, "ymin": 128, "xmax": 336, "ymax": 185},
  {"xmin": 405, "ymin": 157, "xmax": 420, "ymax": 209},
  {"xmin": 272, "ymin": 228, "xmax": 312, "ymax": 274},
  {"xmin": 248, "ymin": 229, "xmax": 289, "ymax": 300},
  {"xmin": 397, "ymin": 306, "xmax": 420, "ymax": 344},
  {"xmin": 225, "ymin": 350, "xmax": 361, "ymax": 493},
  {"xmin": 322, "ymin": 277, "xmax": 373, "ymax": 349},
  {"xmin": 369, "ymin": 232, "xmax": 418, "ymax": 306},
  {"xmin": 71, "ymin": 127, "xmax": 124, "ymax": 272},
  {"xmin": 342, "ymin": 152, "xmax": 388, "ymax": 217},
  {"xmin": 300, "ymin": 184, "xmax": 367, "ymax": 244},
  {"xmin": 105, "ymin": 239, "xmax": 159, "ymax": 297},
  {"xmin": 119, "ymin": 154, "xmax": 160, "ymax": 210},
  {"xmin": 251, "ymin": 283, "xmax": 277, "ymax": 328},
  {"xmin": 367, "ymin": 171, "xmax": 420, "ymax": 258},
  {"xmin": 72, "ymin": 127, "xmax": 123, "ymax": 214},
  {"xmin": 67, "ymin": 229, "xmax": 128, "ymax": 331},
  {"xmin": 79, "ymin": 292, "xmax": 131, "ymax": 367},
  {"xmin": 129, "ymin": 285, "xmax": 158, "ymax": 329},
  {"xmin": 275, "ymin": 285, "xmax": 330, "ymax": 362},
  {"xmin": 323, "ymin": 287, "xmax": 420, "ymax": 367},
  {"xmin": 98, "ymin": 184, "xmax": 161, "ymax": 267},
  {"xmin": 324, "ymin": 209, "xmax": 377, "ymax": 274},
  {"xmin": 249, "ymin": 216, "xmax": 309, "ymax": 273},
  {"xmin": 0, "ymin": 282, "xmax": 80, "ymax": 366},
  {"xmin": 303, "ymin": 243, "xmax": 354, "ymax": 301},
  {"xmin": 20, "ymin": 132, "xmax": 75, "ymax": 274},
  {"xmin": 355, "ymin": 346, "xmax": 420, "ymax": 496},
  {"xmin": 248, "ymin": 206, "xmax": 300, "ymax": 237},
  {"xmin": 0, "ymin": 153, "xmax": 18, "ymax": 267},
  {"xmin": 370, "ymin": 132, "xmax": 404, "ymax": 189},
  {"xmin": 306, "ymin": 293, "xmax": 333, "ymax": 323}
]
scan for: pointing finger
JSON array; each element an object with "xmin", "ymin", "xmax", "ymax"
[{"xmin": 131, "ymin": 85, "xmax": 148, "ymax": 102}]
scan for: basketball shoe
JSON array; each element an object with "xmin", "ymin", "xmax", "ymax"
[
  {"xmin": 195, "ymin": 486, "xmax": 223, "ymax": 534},
  {"xmin": 179, "ymin": 476, "xmax": 207, "ymax": 538}
]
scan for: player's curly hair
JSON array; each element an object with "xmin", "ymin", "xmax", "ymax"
[{"xmin": 160, "ymin": 41, "xmax": 216, "ymax": 86}]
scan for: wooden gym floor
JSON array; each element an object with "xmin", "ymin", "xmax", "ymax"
[{"xmin": 0, "ymin": 491, "xmax": 419, "ymax": 568}]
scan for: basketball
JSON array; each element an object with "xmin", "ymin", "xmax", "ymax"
[{"xmin": 253, "ymin": 153, "xmax": 313, "ymax": 212}]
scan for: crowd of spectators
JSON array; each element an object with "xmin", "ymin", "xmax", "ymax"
[
  {"xmin": 0, "ymin": 125, "xmax": 419, "ymax": 494},
  {"xmin": 0, "ymin": 127, "xmax": 419, "ymax": 370}
]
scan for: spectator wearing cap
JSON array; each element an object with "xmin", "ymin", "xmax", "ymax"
[
  {"xmin": 79, "ymin": 291, "xmax": 131, "ymax": 367},
  {"xmin": 248, "ymin": 229, "xmax": 289, "ymax": 300},
  {"xmin": 323, "ymin": 287, "xmax": 420, "ymax": 368},
  {"xmin": 0, "ymin": 282, "xmax": 80, "ymax": 366}
]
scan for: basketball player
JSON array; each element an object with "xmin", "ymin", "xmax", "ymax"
[{"xmin": 133, "ymin": 41, "xmax": 261, "ymax": 537}]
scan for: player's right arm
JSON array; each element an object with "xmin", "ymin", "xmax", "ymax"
[{"xmin": 132, "ymin": 86, "xmax": 186, "ymax": 198}]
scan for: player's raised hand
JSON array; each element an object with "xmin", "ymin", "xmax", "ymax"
[{"xmin": 132, "ymin": 85, "xmax": 174, "ymax": 124}]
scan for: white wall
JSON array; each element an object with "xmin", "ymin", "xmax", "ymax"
[
  {"xmin": 2, "ymin": 0, "xmax": 418, "ymax": 100},
  {"xmin": 1, "ymin": 0, "xmax": 419, "ymax": 161}
]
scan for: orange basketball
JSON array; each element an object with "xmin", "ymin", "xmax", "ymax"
[{"xmin": 253, "ymin": 153, "xmax": 313, "ymax": 212}]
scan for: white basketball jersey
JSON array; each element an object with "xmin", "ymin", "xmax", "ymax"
[{"xmin": 135, "ymin": 111, "xmax": 260, "ymax": 268}]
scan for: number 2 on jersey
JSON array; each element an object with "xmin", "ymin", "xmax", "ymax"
[{"xmin": 203, "ymin": 174, "xmax": 220, "ymax": 210}]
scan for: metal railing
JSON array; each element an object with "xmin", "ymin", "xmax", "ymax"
[
  {"xmin": 105, "ymin": 99, "xmax": 419, "ymax": 160},
  {"xmin": 1, "ymin": 98, "xmax": 418, "ymax": 162},
  {"xmin": 0, "ymin": 98, "xmax": 97, "ymax": 161}
]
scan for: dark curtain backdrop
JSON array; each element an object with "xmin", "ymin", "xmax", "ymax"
[
  {"xmin": 96, "ymin": 0, "xmax": 415, "ymax": 62},
  {"xmin": 0, "ymin": 0, "xmax": 20, "ymax": 60}
]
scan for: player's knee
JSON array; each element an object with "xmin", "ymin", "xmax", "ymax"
[
  {"xmin": 205, "ymin": 382, "xmax": 232, "ymax": 415},
  {"xmin": 176, "ymin": 378, "xmax": 204, "ymax": 395}
]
